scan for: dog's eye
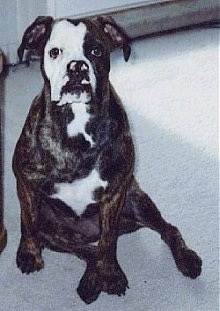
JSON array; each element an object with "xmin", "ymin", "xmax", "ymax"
[
  {"xmin": 49, "ymin": 48, "xmax": 62, "ymax": 59},
  {"xmin": 91, "ymin": 47, "xmax": 102, "ymax": 57}
]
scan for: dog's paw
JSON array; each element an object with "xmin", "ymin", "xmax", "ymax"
[
  {"xmin": 16, "ymin": 241, "xmax": 44, "ymax": 274},
  {"xmin": 77, "ymin": 264, "xmax": 102, "ymax": 304},
  {"xmin": 100, "ymin": 261, "xmax": 129, "ymax": 296},
  {"xmin": 175, "ymin": 247, "xmax": 202, "ymax": 279},
  {"xmin": 103, "ymin": 270, "xmax": 129, "ymax": 296}
]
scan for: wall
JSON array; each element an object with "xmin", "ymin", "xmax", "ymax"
[
  {"xmin": 0, "ymin": 1, "xmax": 18, "ymax": 64},
  {"xmin": 48, "ymin": 0, "xmax": 145, "ymax": 17},
  {"xmin": 0, "ymin": 0, "xmax": 48, "ymax": 64}
]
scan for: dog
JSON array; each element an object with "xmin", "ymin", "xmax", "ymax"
[{"xmin": 13, "ymin": 15, "xmax": 202, "ymax": 304}]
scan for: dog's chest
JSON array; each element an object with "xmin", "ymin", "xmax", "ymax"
[
  {"xmin": 47, "ymin": 102, "xmax": 107, "ymax": 216},
  {"xmin": 51, "ymin": 169, "xmax": 107, "ymax": 216}
]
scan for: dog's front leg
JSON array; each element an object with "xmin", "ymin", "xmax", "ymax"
[
  {"xmin": 77, "ymin": 190, "xmax": 128, "ymax": 304},
  {"xmin": 16, "ymin": 176, "xmax": 44, "ymax": 274},
  {"xmin": 98, "ymin": 191, "xmax": 128, "ymax": 294}
]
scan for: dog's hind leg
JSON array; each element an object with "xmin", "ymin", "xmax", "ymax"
[{"xmin": 121, "ymin": 177, "xmax": 202, "ymax": 279}]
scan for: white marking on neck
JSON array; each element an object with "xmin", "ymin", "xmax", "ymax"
[
  {"xmin": 50, "ymin": 169, "xmax": 108, "ymax": 216},
  {"xmin": 67, "ymin": 102, "xmax": 94, "ymax": 146}
]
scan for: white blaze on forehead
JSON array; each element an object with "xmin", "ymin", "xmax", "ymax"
[
  {"xmin": 49, "ymin": 20, "xmax": 86, "ymax": 51},
  {"xmin": 44, "ymin": 20, "xmax": 96, "ymax": 101}
]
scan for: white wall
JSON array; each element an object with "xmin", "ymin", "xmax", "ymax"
[
  {"xmin": 0, "ymin": 0, "xmax": 48, "ymax": 64},
  {"xmin": 48, "ymin": 0, "xmax": 147, "ymax": 17},
  {"xmin": 0, "ymin": 1, "xmax": 18, "ymax": 64}
]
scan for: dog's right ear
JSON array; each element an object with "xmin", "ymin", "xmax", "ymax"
[{"xmin": 18, "ymin": 16, "xmax": 53, "ymax": 63}]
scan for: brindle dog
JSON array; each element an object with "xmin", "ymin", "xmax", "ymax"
[{"xmin": 13, "ymin": 16, "xmax": 202, "ymax": 304}]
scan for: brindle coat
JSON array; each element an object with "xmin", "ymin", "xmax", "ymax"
[{"xmin": 13, "ymin": 16, "xmax": 202, "ymax": 304}]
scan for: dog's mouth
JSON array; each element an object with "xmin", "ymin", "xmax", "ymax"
[
  {"xmin": 62, "ymin": 77, "xmax": 91, "ymax": 93},
  {"xmin": 56, "ymin": 79, "xmax": 92, "ymax": 106}
]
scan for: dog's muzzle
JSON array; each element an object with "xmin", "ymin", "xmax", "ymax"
[{"xmin": 61, "ymin": 60, "xmax": 91, "ymax": 96}]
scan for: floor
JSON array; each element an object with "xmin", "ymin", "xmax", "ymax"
[{"xmin": 0, "ymin": 27, "xmax": 219, "ymax": 311}]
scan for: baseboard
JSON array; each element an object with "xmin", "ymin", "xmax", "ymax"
[{"xmin": 69, "ymin": 0, "xmax": 220, "ymax": 39}]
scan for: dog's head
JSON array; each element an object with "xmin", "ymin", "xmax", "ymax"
[{"xmin": 18, "ymin": 16, "xmax": 131, "ymax": 105}]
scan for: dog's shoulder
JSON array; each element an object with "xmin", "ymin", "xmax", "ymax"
[
  {"xmin": 108, "ymin": 85, "xmax": 130, "ymax": 135},
  {"xmin": 13, "ymin": 92, "xmax": 45, "ymax": 162},
  {"xmin": 21, "ymin": 92, "xmax": 46, "ymax": 134}
]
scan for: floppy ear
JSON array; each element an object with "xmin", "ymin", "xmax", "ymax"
[
  {"xmin": 18, "ymin": 16, "xmax": 53, "ymax": 63},
  {"xmin": 97, "ymin": 16, "xmax": 131, "ymax": 62}
]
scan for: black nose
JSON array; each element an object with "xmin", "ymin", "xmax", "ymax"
[{"xmin": 67, "ymin": 60, "xmax": 89, "ymax": 82}]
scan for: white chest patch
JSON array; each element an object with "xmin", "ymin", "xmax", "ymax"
[
  {"xmin": 66, "ymin": 101, "xmax": 94, "ymax": 145},
  {"xmin": 50, "ymin": 169, "xmax": 108, "ymax": 216}
]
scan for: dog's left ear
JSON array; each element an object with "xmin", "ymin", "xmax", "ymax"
[
  {"xmin": 97, "ymin": 16, "xmax": 131, "ymax": 62},
  {"xmin": 18, "ymin": 16, "xmax": 54, "ymax": 63}
]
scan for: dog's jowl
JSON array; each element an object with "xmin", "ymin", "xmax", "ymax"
[{"xmin": 13, "ymin": 16, "xmax": 202, "ymax": 304}]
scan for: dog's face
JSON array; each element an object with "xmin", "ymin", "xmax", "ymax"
[
  {"xmin": 44, "ymin": 20, "xmax": 107, "ymax": 104},
  {"xmin": 18, "ymin": 16, "xmax": 131, "ymax": 105}
]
